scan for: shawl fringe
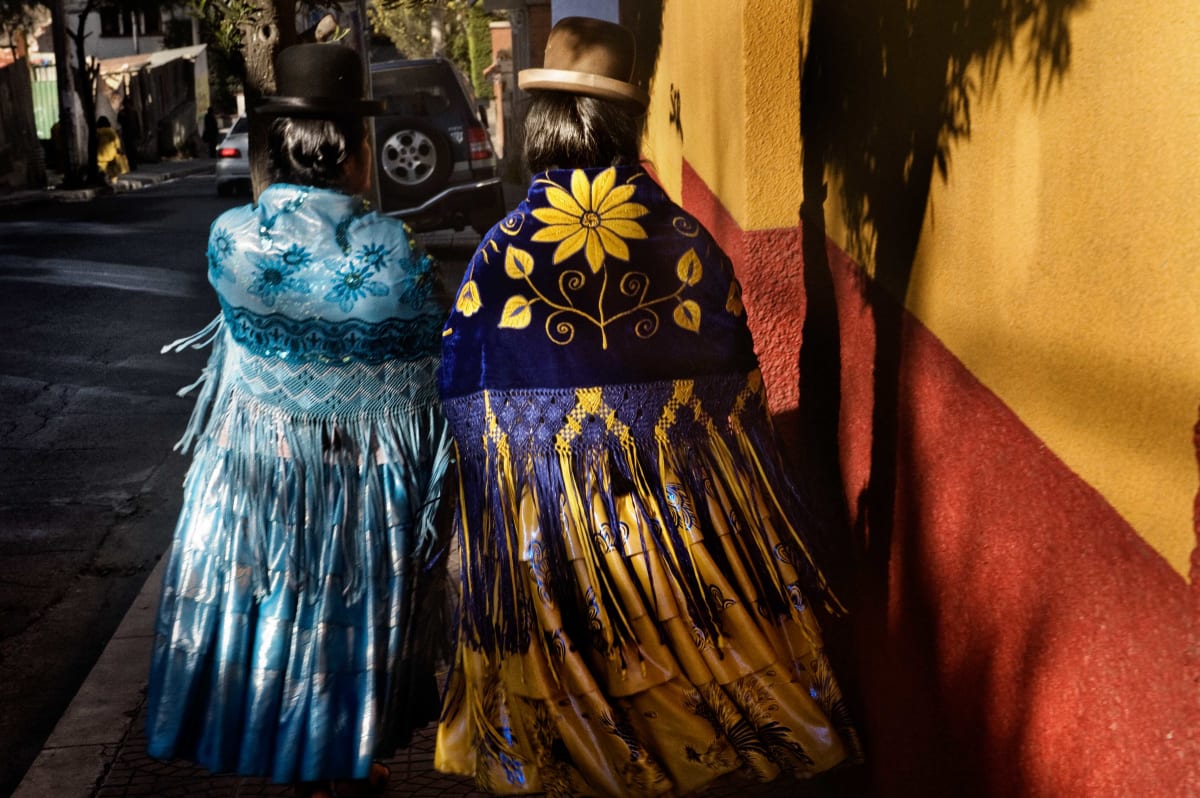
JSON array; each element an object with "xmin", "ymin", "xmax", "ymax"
[
  {"xmin": 445, "ymin": 372, "xmax": 842, "ymax": 659},
  {"xmin": 166, "ymin": 318, "xmax": 453, "ymax": 604}
]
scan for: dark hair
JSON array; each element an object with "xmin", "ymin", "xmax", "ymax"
[
  {"xmin": 266, "ymin": 115, "xmax": 366, "ymax": 190},
  {"xmin": 523, "ymin": 91, "xmax": 642, "ymax": 173}
]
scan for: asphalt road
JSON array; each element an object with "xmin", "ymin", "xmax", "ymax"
[{"xmin": 0, "ymin": 175, "xmax": 475, "ymax": 796}]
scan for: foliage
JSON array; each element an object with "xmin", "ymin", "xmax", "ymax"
[
  {"xmin": 369, "ymin": 0, "xmax": 498, "ymax": 98},
  {"xmin": 463, "ymin": 0, "xmax": 489, "ymax": 98},
  {"xmin": 187, "ymin": 0, "xmax": 261, "ymax": 57},
  {"xmin": 184, "ymin": 0, "xmax": 335, "ymax": 63},
  {"xmin": 0, "ymin": 1, "xmax": 48, "ymax": 49},
  {"xmin": 368, "ymin": 0, "xmax": 435, "ymax": 59}
]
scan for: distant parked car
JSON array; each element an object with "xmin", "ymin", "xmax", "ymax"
[
  {"xmin": 370, "ymin": 58, "xmax": 506, "ymax": 234},
  {"xmin": 214, "ymin": 115, "xmax": 250, "ymax": 196}
]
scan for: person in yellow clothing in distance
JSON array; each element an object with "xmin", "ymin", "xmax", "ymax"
[{"xmin": 95, "ymin": 116, "xmax": 129, "ymax": 182}]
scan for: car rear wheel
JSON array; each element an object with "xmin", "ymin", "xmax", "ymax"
[{"xmin": 377, "ymin": 117, "xmax": 452, "ymax": 202}]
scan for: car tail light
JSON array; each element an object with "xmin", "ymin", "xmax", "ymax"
[
  {"xmin": 466, "ymin": 126, "xmax": 492, "ymax": 160},
  {"xmin": 218, "ymin": 147, "xmax": 241, "ymax": 159}
]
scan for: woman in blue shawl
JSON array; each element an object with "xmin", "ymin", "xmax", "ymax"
[
  {"xmin": 145, "ymin": 44, "xmax": 452, "ymax": 797},
  {"xmin": 435, "ymin": 17, "xmax": 860, "ymax": 798}
]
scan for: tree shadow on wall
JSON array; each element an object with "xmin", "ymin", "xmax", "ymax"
[
  {"xmin": 626, "ymin": 1, "xmax": 665, "ymax": 98},
  {"xmin": 798, "ymin": 0, "xmax": 1085, "ymax": 789}
]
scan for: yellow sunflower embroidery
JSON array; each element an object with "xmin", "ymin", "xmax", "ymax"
[{"xmin": 530, "ymin": 167, "xmax": 649, "ymax": 273}]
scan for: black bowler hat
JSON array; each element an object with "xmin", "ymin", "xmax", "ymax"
[{"xmin": 258, "ymin": 43, "xmax": 384, "ymax": 116}]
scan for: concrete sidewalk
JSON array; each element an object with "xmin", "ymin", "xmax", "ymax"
[{"xmin": 0, "ymin": 158, "xmax": 217, "ymax": 210}]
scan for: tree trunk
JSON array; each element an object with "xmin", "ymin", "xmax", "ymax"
[
  {"xmin": 242, "ymin": 0, "xmax": 297, "ymax": 199},
  {"xmin": 69, "ymin": 1, "xmax": 102, "ymax": 187},
  {"xmin": 48, "ymin": 0, "xmax": 80, "ymax": 186}
]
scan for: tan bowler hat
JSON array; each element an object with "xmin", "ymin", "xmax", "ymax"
[{"xmin": 518, "ymin": 17, "xmax": 649, "ymax": 109}]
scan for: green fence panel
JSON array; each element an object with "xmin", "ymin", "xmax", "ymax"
[{"xmin": 31, "ymin": 79, "xmax": 58, "ymax": 139}]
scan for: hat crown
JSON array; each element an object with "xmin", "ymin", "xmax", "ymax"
[
  {"xmin": 275, "ymin": 44, "xmax": 364, "ymax": 102},
  {"xmin": 259, "ymin": 44, "xmax": 383, "ymax": 117},
  {"xmin": 518, "ymin": 16, "xmax": 649, "ymax": 109},
  {"xmin": 542, "ymin": 16, "xmax": 636, "ymax": 83}
]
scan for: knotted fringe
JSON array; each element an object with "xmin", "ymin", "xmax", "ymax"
[
  {"xmin": 164, "ymin": 314, "xmax": 226, "ymax": 454},
  {"xmin": 447, "ymin": 372, "xmax": 843, "ymax": 662},
  {"xmin": 166, "ymin": 319, "xmax": 453, "ymax": 605}
]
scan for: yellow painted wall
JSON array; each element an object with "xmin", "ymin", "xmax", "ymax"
[
  {"xmin": 904, "ymin": 5, "xmax": 1200, "ymax": 575},
  {"xmin": 643, "ymin": 0, "xmax": 1197, "ymax": 575},
  {"xmin": 643, "ymin": 0, "xmax": 803, "ymax": 231}
]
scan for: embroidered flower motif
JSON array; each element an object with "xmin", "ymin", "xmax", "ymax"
[
  {"xmin": 357, "ymin": 242, "xmax": 388, "ymax": 270},
  {"xmin": 207, "ymin": 228, "xmax": 235, "ymax": 279},
  {"xmin": 530, "ymin": 167, "xmax": 649, "ymax": 273},
  {"xmin": 325, "ymin": 261, "xmax": 388, "ymax": 312},
  {"xmin": 456, "ymin": 280, "xmax": 482, "ymax": 316},
  {"xmin": 248, "ymin": 244, "xmax": 312, "ymax": 307},
  {"xmin": 278, "ymin": 243, "xmax": 312, "ymax": 269}
]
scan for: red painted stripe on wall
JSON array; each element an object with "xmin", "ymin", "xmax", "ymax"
[{"xmin": 676, "ymin": 158, "xmax": 1196, "ymax": 796}]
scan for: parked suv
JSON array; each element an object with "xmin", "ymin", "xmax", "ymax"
[{"xmin": 370, "ymin": 58, "xmax": 506, "ymax": 234}]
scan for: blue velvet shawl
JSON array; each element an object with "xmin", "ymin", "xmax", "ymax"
[
  {"xmin": 438, "ymin": 166, "xmax": 838, "ymax": 658},
  {"xmin": 441, "ymin": 165, "xmax": 758, "ymax": 396}
]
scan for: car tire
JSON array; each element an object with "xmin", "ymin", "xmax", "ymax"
[{"xmin": 377, "ymin": 117, "xmax": 452, "ymax": 202}]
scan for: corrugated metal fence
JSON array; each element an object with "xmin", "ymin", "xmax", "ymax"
[{"xmin": 30, "ymin": 63, "xmax": 58, "ymax": 139}]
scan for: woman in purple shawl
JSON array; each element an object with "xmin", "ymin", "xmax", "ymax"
[{"xmin": 434, "ymin": 17, "xmax": 860, "ymax": 797}]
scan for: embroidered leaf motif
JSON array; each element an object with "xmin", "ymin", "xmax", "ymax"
[
  {"xmin": 676, "ymin": 248, "xmax": 703, "ymax": 286},
  {"xmin": 726, "ymin": 280, "xmax": 744, "ymax": 316},
  {"xmin": 504, "ymin": 246, "xmax": 535, "ymax": 279},
  {"xmin": 673, "ymin": 300, "xmax": 701, "ymax": 332},
  {"xmin": 499, "ymin": 295, "xmax": 533, "ymax": 329},
  {"xmin": 456, "ymin": 280, "xmax": 482, "ymax": 316}
]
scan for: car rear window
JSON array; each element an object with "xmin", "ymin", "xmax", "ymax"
[
  {"xmin": 372, "ymin": 64, "xmax": 456, "ymax": 116},
  {"xmin": 230, "ymin": 116, "xmax": 249, "ymax": 134}
]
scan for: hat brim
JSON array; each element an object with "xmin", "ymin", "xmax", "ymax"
[
  {"xmin": 519, "ymin": 68, "xmax": 649, "ymax": 109},
  {"xmin": 257, "ymin": 96, "xmax": 385, "ymax": 117}
]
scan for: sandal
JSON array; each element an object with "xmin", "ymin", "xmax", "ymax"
[{"xmin": 367, "ymin": 762, "xmax": 390, "ymax": 795}]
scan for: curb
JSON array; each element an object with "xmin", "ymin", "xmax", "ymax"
[
  {"xmin": 0, "ymin": 162, "xmax": 215, "ymax": 210},
  {"xmin": 11, "ymin": 558, "xmax": 165, "ymax": 798}
]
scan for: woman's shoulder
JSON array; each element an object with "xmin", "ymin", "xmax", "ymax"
[
  {"xmin": 208, "ymin": 203, "xmax": 258, "ymax": 247},
  {"xmin": 350, "ymin": 208, "xmax": 413, "ymax": 245}
]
